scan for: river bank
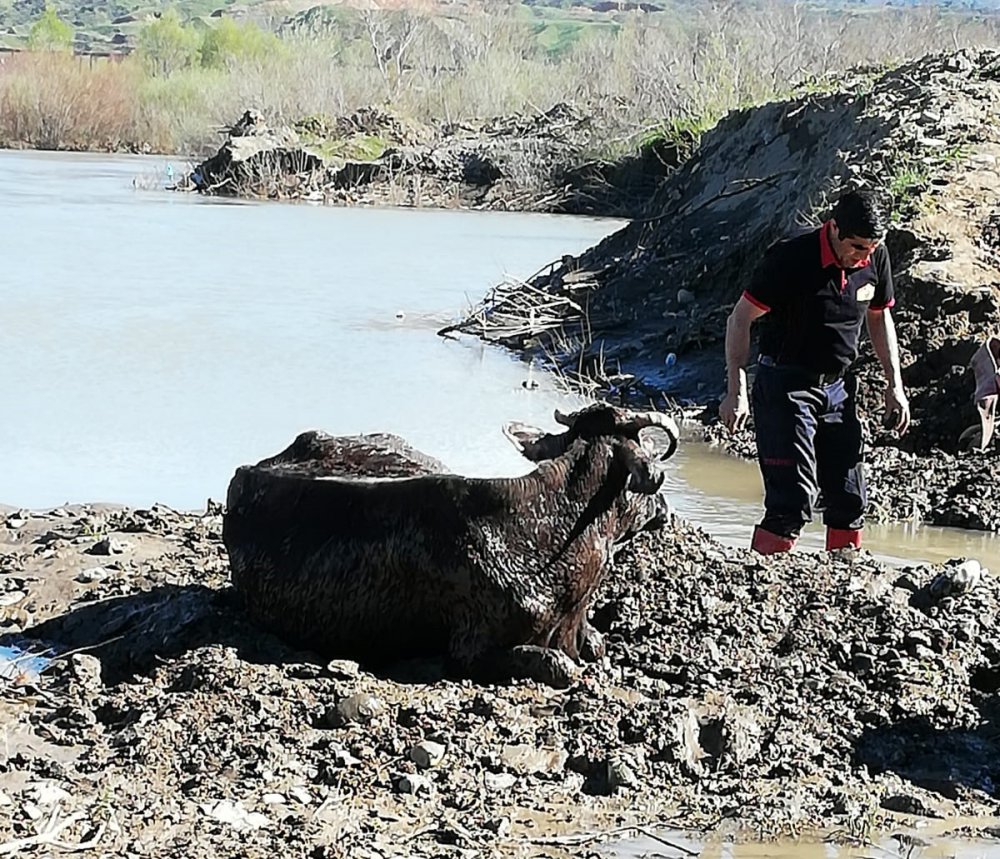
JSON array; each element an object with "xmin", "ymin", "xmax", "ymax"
[
  {"xmin": 175, "ymin": 51, "xmax": 1000, "ymax": 532},
  {"xmin": 445, "ymin": 48, "xmax": 1000, "ymax": 532},
  {"xmin": 2, "ymin": 502, "xmax": 999, "ymax": 855},
  {"xmin": 175, "ymin": 105, "xmax": 683, "ymax": 218}
]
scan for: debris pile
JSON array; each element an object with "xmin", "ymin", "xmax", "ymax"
[{"xmin": 182, "ymin": 103, "xmax": 674, "ymax": 215}]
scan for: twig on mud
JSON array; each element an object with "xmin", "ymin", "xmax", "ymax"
[
  {"xmin": 630, "ymin": 171, "xmax": 796, "ymax": 225},
  {"xmin": 527, "ymin": 822, "xmax": 696, "ymax": 855},
  {"xmin": 676, "ymin": 171, "xmax": 797, "ymax": 220},
  {"xmin": 46, "ymin": 634, "xmax": 126, "ymax": 664}
]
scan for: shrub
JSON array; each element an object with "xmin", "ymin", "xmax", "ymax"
[
  {"xmin": 199, "ymin": 18, "xmax": 284, "ymax": 70},
  {"xmin": 137, "ymin": 10, "xmax": 200, "ymax": 77},
  {"xmin": 27, "ymin": 6, "xmax": 74, "ymax": 52}
]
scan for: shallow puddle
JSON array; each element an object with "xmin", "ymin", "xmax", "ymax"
[
  {"xmin": 667, "ymin": 441, "xmax": 1000, "ymax": 572},
  {"xmin": 607, "ymin": 817, "xmax": 1000, "ymax": 858}
]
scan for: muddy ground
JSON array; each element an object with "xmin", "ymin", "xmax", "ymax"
[{"xmin": 3, "ymin": 502, "xmax": 1000, "ymax": 856}]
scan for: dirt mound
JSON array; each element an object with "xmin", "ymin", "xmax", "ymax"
[
  {"xmin": 3, "ymin": 505, "xmax": 1000, "ymax": 855},
  {"xmin": 182, "ymin": 103, "xmax": 672, "ymax": 215},
  {"xmin": 184, "ymin": 109, "xmax": 327, "ymax": 198},
  {"xmin": 450, "ymin": 49, "xmax": 1000, "ymax": 529}
]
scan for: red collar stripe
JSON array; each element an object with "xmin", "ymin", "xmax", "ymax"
[{"xmin": 742, "ymin": 290, "xmax": 771, "ymax": 313}]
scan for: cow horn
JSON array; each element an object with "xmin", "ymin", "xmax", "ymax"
[
  {"xmin": 621, "ymin": 411, "xmax": 680, "ymax": 460},
  {"xmin": 553, "ymin": 408, "xmax": 574, "ymax": 427}
]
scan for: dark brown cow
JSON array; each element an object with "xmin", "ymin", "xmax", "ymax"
[{"xmin": 222, "ymin": 405, "xmax": 679, "ymax": 686}]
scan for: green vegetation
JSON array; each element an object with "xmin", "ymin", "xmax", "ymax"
[
  {"xmin": 136, "ymin": 9, "xmax": 200, "ymax": 75},
  {"xmin": 26, "ymin": 5, "xmax": 74, "ymax": 51},
  {"xmin": 887, "ymin": 140, "xmax": 971, "ymax": 222},
  {"xmin": 0, "ymin": 0, "xmax": 998, "ymax": 158}
]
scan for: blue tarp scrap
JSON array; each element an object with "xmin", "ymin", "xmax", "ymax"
[{"xmin": 0, "ymin": 642, "xmax": 54, "ymax": 683}]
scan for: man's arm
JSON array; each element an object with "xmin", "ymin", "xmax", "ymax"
[
  {"xmin": 866, "ymin": 306, "xmax": 910, "ymax": 434},
  {"xmin": 720, "ymin": 295, "xmax": 768, "ymax": 432}
]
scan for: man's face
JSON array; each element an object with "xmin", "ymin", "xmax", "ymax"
[{"xmin": 831, "ymin": 220, "xmax": 880, "ymax": 267}]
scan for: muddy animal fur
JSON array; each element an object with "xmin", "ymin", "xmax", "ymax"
[{"xmin": 223, "ymin": 405, "xmax": 679, "ymax": 684}]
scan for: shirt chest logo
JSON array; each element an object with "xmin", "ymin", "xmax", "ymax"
[{"xmin": 856, "ymin": 284, "xmax": 876, "ymax": 302}]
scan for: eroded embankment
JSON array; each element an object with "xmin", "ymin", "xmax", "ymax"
[
  {"xmin": 2, "ymin": 504, "xmax": 999, "ymax": 856},
  {"xmin": 447, "ymin": 49, "xmax": 1000, "ymax": 531},
  {"xmin": 180, "ymin": 105, "xmax": 685, "ymax": 218}
]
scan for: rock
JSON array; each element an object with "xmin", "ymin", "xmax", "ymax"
[
  {"xmin": 484, "ymin": 772, "xmax": 517, "ymax": 792},
  {"xmin": 76, "ymin": 566, "xmax": 110, "ymax": 583},
  {"xmin": 327, "ymin": 693, "xmax": 384, "ymax": 727},
  {"xmin": 851, "ymin": 652, "xmax": 877, "ymax": 673},
  {"xmin": 394, "ymin": 773, "xmax": 433, "ymax": 795},
  {"xmin": 945, "ymin": 54, "xmax": 974, "ymax": 72},
  {"xmin": 287, "ymin": 786, "xmax": 313, "ymax": 805},
  {"xmin": 607, "ymin": 756, "xmax": 640, "ymax": 792},
  {"xmin": 329, "ymin": 745, "xmax": 362, "ymax": 767},
  {"xmin": 200, "ymin": 799, "xmax": 271, "ymax": 832},
  {"xmin": 325, "ymin": 659, "xmax": 360, "ymax": 679},
  {"xmin": 500, "ymin": 744, "xmax": 569, "ymax": 776},
  {"xmin": 929, "ymin": 560, "xmax": 983, "ymax": 599},
  {"xmin": 0, "ymin": 590, "xmax": 26, "ymax": 607},
  {"xmin": 409, "ymin": 740, "xmax": 446, "ymax": 770},
  {"xmin": 88, "ymin": 537, "xmax": 130, "ymax": 556},
  {"xmin": 70, "ymin": 653, "xmax": 103, "ymax": 693},
  {"xmin": 881, "ymin": 793, "xmax": 944, "ymax": 818}
]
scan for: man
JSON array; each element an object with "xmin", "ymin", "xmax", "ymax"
[{"xmin": 719, "ymin": 189, "xmax": 910, "ymax": 554}]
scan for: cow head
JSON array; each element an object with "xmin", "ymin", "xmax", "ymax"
[
  {"xmin": 503, "ymin": 403, "xmax": 680, "ymax": 466},
  {"xmin": 503, "ymin": 403, "xmax": 681, "ymax": 533}
]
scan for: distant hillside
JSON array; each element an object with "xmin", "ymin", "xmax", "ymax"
[{"xmin": 2, "ymin": 0, "xmax": 998, "ymax": 56}]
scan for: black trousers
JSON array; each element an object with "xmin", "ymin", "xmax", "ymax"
[{"xmin": 752, "ymin": 365, "xmax": 867, "ymax": 538}]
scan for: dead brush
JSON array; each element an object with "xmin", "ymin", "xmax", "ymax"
[
  {"xmin": 437, "ymin": 263, "xmax": 588, "ymax": 344},
  {"xmin": 0, "ymin": 52, "xmax": 141, "ymax": 151}
]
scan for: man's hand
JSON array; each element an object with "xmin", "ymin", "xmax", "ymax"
[
  {"xmin": 883, "ymin": 384, "xmax": 911, "ymax": 435},
  {"xmin": 720, "ymin": 390, "xmax": 750, "ymax": 433}
]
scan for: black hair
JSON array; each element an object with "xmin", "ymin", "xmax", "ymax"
[{"xmin": 831, "ymin": 189, "xmax": 888, "ymax": 240}]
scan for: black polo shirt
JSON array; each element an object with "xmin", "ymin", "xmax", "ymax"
[{"xmin": 743, "ymin": 222, "xmax": 894, "ymax": 375}]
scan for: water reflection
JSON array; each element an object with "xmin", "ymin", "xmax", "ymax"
[
  {"xmin": 609, "ymin": 817, "xmax": 1000, "ymax": 857},
  {"xmin": 667, "ymin": 442, "xmax": 1000, "ymax": 571},
  {"xmin": 0, "ymin": 150, "xmax": 608, "ymax": 509}
]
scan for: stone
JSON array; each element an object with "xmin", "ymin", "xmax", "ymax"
[
  {"xmin": 408, "ymin": 740, "xmax": 446, "ymax": 770},
  {"xmin": 394, "ymin": 773, "xmax": 433, "ymax": 795}
]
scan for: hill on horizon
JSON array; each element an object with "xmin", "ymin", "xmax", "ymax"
[{"xmin": 1, "ymin": 0, "xmax": 998, "ymax": 57}]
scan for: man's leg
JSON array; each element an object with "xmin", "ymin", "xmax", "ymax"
[
  {"xmin": 751, "ymin": 370, "xmax": 821, "ymax": 553},
  {"xmin": 815, "ymin": 375, "xmax": 866, "ymax": 550}
]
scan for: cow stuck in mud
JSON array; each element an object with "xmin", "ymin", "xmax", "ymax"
[{"xmin": 222, "ymin": 405, "xmax": 679, "ymax": 686}]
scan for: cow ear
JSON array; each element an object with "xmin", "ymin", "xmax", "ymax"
[
  {"xmin": 503, "ymin": 422, "xmax": 567, "ymax": 462},
  {"xmin": 623, "ymin": 445, "xmax": 665, "ymax": 494},
  {"xmin": 503, "ymin": 421, "xmax": 545, "ymax": 453}
]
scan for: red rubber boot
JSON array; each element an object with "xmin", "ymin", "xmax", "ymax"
[
  {"xmin": 751, "ymin": 526, "xmax": 796, "ymax": 555},
  {"xmin": 826, "ymin": 527, "xmax": 862, "ymax": 551}
]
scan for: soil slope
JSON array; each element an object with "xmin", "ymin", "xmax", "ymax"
[{"xmin": 450, "ymin": 49, "xmax": 1000, "ymax": 531}]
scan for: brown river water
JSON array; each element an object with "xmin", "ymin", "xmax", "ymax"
[{"xmin": 3, "ymin": 149, "xmax": 1000, "ymax": 857}]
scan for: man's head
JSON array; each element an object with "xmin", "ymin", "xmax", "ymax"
[{"xmin": 830, "ymin": 189, "xmax": 888, "ymax": 267}]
